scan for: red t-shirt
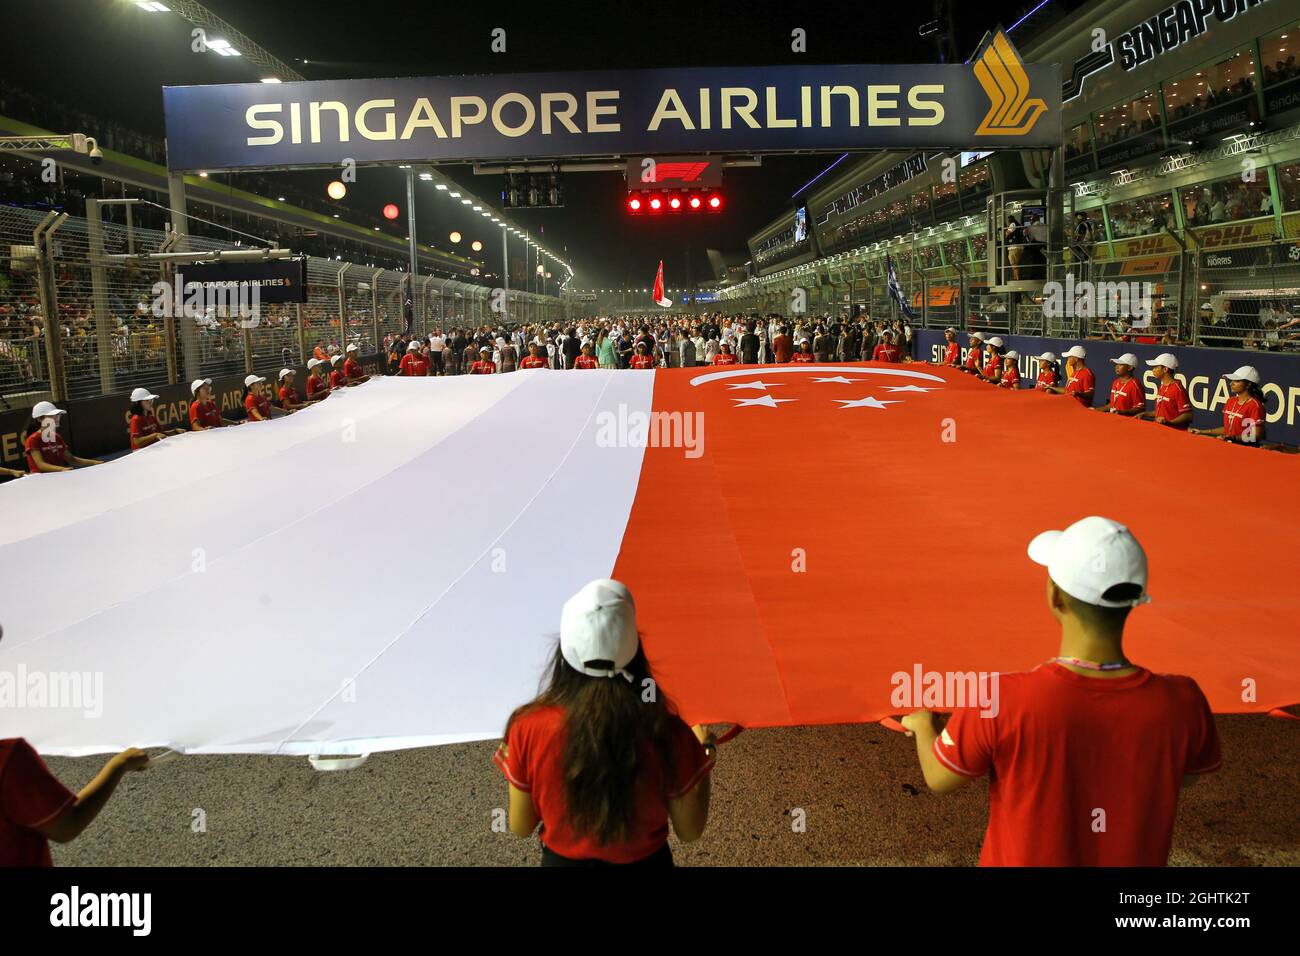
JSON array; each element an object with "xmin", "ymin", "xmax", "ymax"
[
  {"xmin": 873, "ymin": 344, "xmax": 900, "ymax": 363},
  {"xmin": 24, "ymin": 430, "xmax": 68, "ymax": 473},
  {"xmin": 278, "ymin": 385, "xmax": 300, "ymax": 407},
  {"xmin": 1065, "ymin": 365, "xmax": 1096, "ymax": 406},
  {"xmin": 632, "ymin": 354, "xmax": 656, "ymax": 369},
  {"xmin": 1109, "ymin": 377, "xmax": 1143, "ymax": 412},
  {"xmin": 306, "ymin": 375, "xmax": 330, "ymax": 398},
  {"xmin": 190, "ymin": 399, "xmax": 221, "ymax": 429},
  {"xmin": 792, "ymin": 352, "xmax": 815, "ymax": 363},
  {"xmin": 344, "ymin": 358, "xmax": 363, "ymax": 379},
  {"xmin": 330, "ymin": 369, "xmax": 346, "ymax": 389},
  {"xmin": 709, "ymin": 353, "xmax": 736, "ymax": 366},
  {"xmin": 129, "ymin": 412, "xmax": 160, "ymax": 450},
  {"xmin": 943, "ymin": 342, "xmax": 960, "ymax": 365},
  {"xmin": 1223, "ymin": 395, "xmax": 1265, "ymax": 440},
  {"xmin": 1036, "ymin": 367, "xmax": 1059, "ymax": 390},
  {"xmin": 245, "ymin": 392, "xmax": 272, "ymax": 420},
  {"xmin": 981, "ymin": 357, "xmax": 1001, "ymax": 379},
  {"xmin": 0, "ymin": 738, "xmax": 74, "ymax": 867},
  {"xmin": 1154, "ymin": 380, "xmax": 1192, "ymax": 427},
  {"xmin": 998, "ymin": 365, "xmax": 1020, "ymax": 389},
  {"xmin": 470, "ymin": 360, "xmax": 496, "ymax": 375},
  {"xmin": 399, "ymin": 353, "xmax": 429, "ymax": 376},
  {"xmin": 494, "ymin": 705, "xmax": 713, "ymax": 863},
  {"xmin": 933, "ymin": 663, "xmax": 1221, "ymax": 867},
  {"xmin": 772, "ymin": 335, "xmax": 793, "ymax": 363},
  {"xmin": 520, "ymin": 356, "xmax": 547, "ymax": 369},
  {"xmin": 574, "ymin": 355, "xmax": 599, "ymax": 369},
  {"xmin": 965, "ymin": 347, "xmax": 983, "ymax": 371}
]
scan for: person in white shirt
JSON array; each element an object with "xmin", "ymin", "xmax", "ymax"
[{"xmin": 428, "ymin": 331, "xmax": 446, "ymax": 376}]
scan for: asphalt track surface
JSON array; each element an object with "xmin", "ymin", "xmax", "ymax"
[{"xmin": 45, "ymin": 712, "xmax": 1299, "ymax": 867}]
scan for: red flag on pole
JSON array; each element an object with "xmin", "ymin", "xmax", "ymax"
[{"xmin": 652, "ymin": 260, "xmax": 672, "ymax": 308}]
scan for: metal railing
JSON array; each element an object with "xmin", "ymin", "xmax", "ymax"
[{"xmin": 0, "ymin": 204, "xmax": 570, "ymax": 405}]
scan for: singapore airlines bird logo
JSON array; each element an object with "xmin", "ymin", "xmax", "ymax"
[{"xmin": 974, "ymin": 32, "xmax": 1047, "ymax": 136}]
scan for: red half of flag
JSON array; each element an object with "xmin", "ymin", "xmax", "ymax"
[{"xmin": 652, "ymin": 260, "xmax": 672, "ymax": 308}]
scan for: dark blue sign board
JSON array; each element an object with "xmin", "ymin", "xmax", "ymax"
[{"xmin": 162, "ymin": 38, "xmax": 1060, "ymax": 171}]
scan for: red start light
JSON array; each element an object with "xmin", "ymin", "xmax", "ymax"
[
  {"xmin": 628, "ymin": 196, "xmax": 641, "ymax": 211},
  {"xmin": 382, "ymin": 203, "xmax": 400, "ymax": 220},
  {"xmin": 689, "ymin": 195, "xmax": 702, "ymax": 209},
  {"xmin": 669, "ymin": 196, "xmax": 682, "ymax": 209},
  {"xmin": 649, "ymin": 197, "xmax": 662, "ymax": 210},
  {"xmin": 708, "ymin": 195, "xmax": 722, "ymax": 209}
]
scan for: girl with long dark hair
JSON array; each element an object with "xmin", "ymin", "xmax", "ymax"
[
  {"xmin": 494, "ymin": 579, "xmax": 715, "ymax": 866},
  {"xmin": 23, "ymin": 402, "xmax": 102, "ymax": 473}
]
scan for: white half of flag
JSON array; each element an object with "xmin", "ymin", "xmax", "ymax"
[{"xmin": 0, "ymin": 374, "xmax": 652, "ymax": 756}]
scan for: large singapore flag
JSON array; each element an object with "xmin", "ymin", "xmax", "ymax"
[{"xmin": 0, "ymin": 366, "xmax": 1296, "ymax": 757}]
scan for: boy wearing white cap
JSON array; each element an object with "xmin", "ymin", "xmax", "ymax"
[
  {"xmin": 494, "ymin": 580, "xmax": 715, "ymax": 866},
  {"xmin": 1096, "ymin": 353, "xmax": 1145, "ymax": 416},
  {"xmin": 469, "ymin": 346, "xmax": 496, "ymax": 375},
  {"xmin": 1045, "ymin": 345, "xmax": 1094, "ymax": 406},
  {"xmin": 398, "ymin": 341, "xmax": 429, "ymax": 377},
  {"xmin": 304, "ymin": 358, "xmax": 332, "ymax": 401},
  {"xmin": 932, "ymin": 328, "xmax": 961, "ymax": 367},
  {"xmin": 1189, "ymin": 366, "xmax": 1267, "ymax": 444},
  {"xmin": 328, "ymin": 354, "xmax": 348, "ymax": 390},
  {"xmin": 901, "ymin": 517, "xmax": 1221, "ymax": 866},
  {"xmin": 343, "ymin": 344, "xmax": 370, "ymax": 385},
  {"xmin": 1137, "ymin": 353, "xmax": 1192, "ymax": 429}
]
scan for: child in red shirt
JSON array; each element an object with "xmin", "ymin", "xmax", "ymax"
[
  {"xmin": 1190, "ymin": 366, "xmax": 1267, "ymax": 444},
  {"xmin": 902, "ymin": 517, "xmax": 1220, "ymax": 866},
  {"xmin": 493, "ymin": 580, "xmax": 714, "ymax": 865},
  {"xmin": 1, "ymin": 739, "xmax": 149, "ymax": 866}
]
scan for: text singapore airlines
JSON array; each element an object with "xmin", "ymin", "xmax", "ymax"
[{"xmin": 244, "ymin": 84, "xmax": 948, "ymax": 146}]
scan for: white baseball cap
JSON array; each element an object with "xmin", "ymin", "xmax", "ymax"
[
  {"xmin": 190, "ymin": 378, "xmax": 212, "ymax": 395},
  {"xmin": 130, "ymin": 386, "xmax": 160, "ymax": 403},
  {"xmin": 1224, "ymin": 365, "xmax": 1259, "ymax": 384},
  {"xmin": 244, "ymin": 374, "xmax": 265, "ymax": 387},
  {"xmin": 278, "ymin": 368, "xmax": 293, "ymax": 381},
  {"xmin": 32, "ymin": 400, "xmax": 65, "ymax": 418},
  {"xmin": 307, "ymin": 358, "xmax": 323, "ymax": 369},
  {"xmin": 986, "ymin": 336, "xmax": 1004, "ymax": 349},
  {"xmin": 559, "ymin": 579, "xmax": 639, "ymax": 681},
  {"xmin": 330, "ymin": 354, "xmax": 343, "ymax": 364},
  {"xmin": 1063, "ymin": 345, "xmax": 1087, "ymax": 360},
  {"xmin": 1028, "ymin": 516, "xmax": 1150, "ymax": 609},
  {"xmin": 1146, "ymin": 352, "xmax": 1178, "ymax": 370},
  {"xmin": 944, "ymin": 327, "xmax": 957, "ymax": 334},
  {"xmin": 480, "ymin": 346, "xmax": 491, "ymax": 353},
  {"xmin": 345, "ymin": 343, "xmax": 358, "ymax": 353},
  {"xmin": 1004, "ymin": 350, "xmax": 1019, "ymax": 361},
  {"xmin": 969, "ymin": 332, "xmax": 985, "ymax": 342},
  {"xmin": 407, "ymin": 341, "xmax": 420, "ymax": 351},
  {"xmin": 1036, "ymin": 352, "xmax": 1059, "ymax": 364},
  {"xmin": 1110, "ymin": 353, "xmax": 1139, "ymax": 368}
]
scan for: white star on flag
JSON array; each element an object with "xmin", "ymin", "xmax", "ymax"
[
  {"xmin": 834, "ymin": 396, "xmax": 902, "ymax": 409},
  {"xmin": 726, "ymin": 381, "xmax": 787, "ymax": 391},
  {"xmin": 880, "ymin": 385, "xmax": 939, "ymax": 393},
  {"xmin": 811, "ymin": 376, "xmax": 862, "ymax": 384},
  {"xmin": 733, "ymin": 395, "xmax": 796, "ymax": 408}
]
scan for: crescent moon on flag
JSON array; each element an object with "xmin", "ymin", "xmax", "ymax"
[{"xmin": 688, "ymin": 366, "xmax": 946, "ymax": 387}]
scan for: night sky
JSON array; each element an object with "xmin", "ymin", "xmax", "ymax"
[{"xmin": 1, "ymin": 0, "xmax": 1068, "ymax": 288}]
